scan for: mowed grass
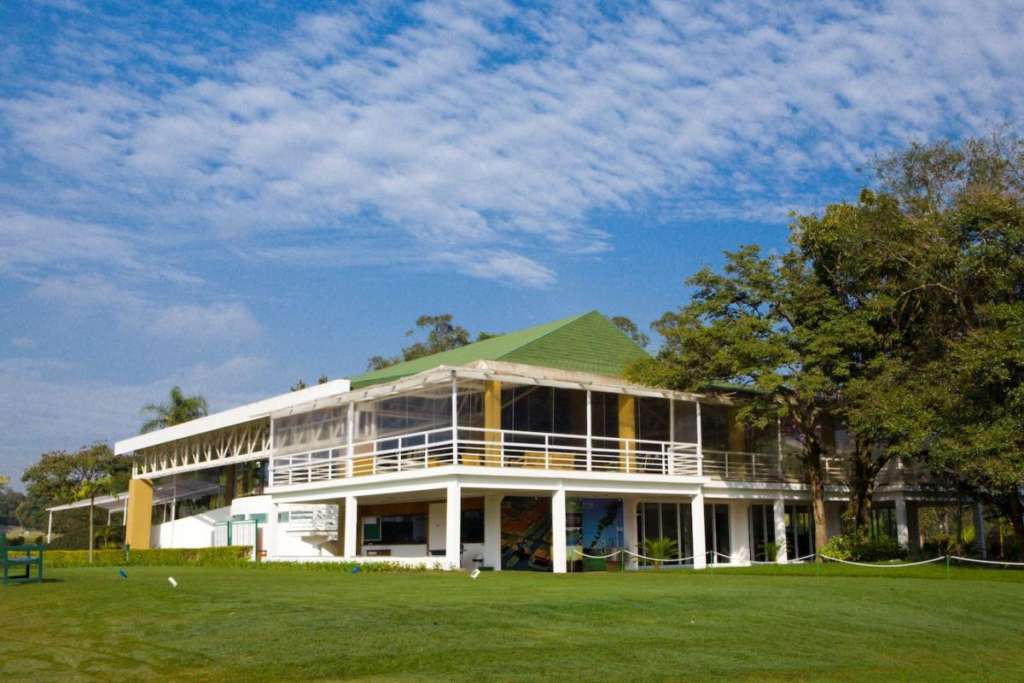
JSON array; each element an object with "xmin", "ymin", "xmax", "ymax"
[{"xmin": 2, "ymin": 563, "xmax": 1023, "ymax": 682}]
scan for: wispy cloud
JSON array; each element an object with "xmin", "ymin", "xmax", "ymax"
[{"xmin": 3, "ymin": 1, "xmax": 1021, "ymax": 289}]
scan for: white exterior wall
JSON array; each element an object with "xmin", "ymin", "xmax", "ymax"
[{"xmin": 151, "ymin": 506, "xmax": 231, "ymax": 548}]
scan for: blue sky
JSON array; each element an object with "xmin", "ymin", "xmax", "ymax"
[{"xmin": 2, "ymin": 0, "xmax": 1022, "ymax": 483}]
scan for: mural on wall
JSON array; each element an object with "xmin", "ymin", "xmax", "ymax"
[
  {"xmin": 501, "ymin": 496, "xmax": 623, "ymax": 571},
  {"xmin": 501, "ymin": 497, "xmax": 552, "ymax": 571}
]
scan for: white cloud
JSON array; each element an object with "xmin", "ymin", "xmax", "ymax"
[
  {"xmin": 0, "ymin": 354, "xmax": 271, "ymax": 484},
  {"xmin": 2, "ymin": 1, "xmax": 1021, "ymax": 288},
  {"xmin": 148, "ymin": 302, "xmax": 263, "ymax": 341}
]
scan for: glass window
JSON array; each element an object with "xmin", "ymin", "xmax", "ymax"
[
  {"xmin": 749, "ymin": 504, "xmax": 775, "ymax": 561},
  {"xmin": 273, "ymin": 406, "xmax": 346, "ymax": 455},
  {"xmin": 501, "ymin": 385, "xmax": 587, "ymax": 435},
  {"xmin": 277, "ymin": 511, "xmax": 290, "ymax": 523},
  {"xmin": 636, "ymin": 397, "xmax": 670, "ymax": 442},
  {"xmin": 362, "ymin": 515, "xmax": 382, "ymax": 542},
  {"xmin": 590, "ymin": 392, "xmax": 619, "ymax": 438},
  {"xmin": 462, "ymin": 509, "xmax": 484, "ymax": 543},
  {"xmin": 704, "ymin": 503, "xmax": 731, "ymax": 564},
  {"xmin": 248, "ymin": 513, "xmax": 267, "ymax": 524},
  {"xmin": 673, "ymin": 401, "xmax": 698, "ymax": 443},
  {"xmin": 365, "ymin": 514, "xmax": 428, "ymax": 545},
  {"xmin": 701, "ymin": 404, "xmax": 731, "ymax": 452}
]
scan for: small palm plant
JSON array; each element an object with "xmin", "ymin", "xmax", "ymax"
[
  {"xmin": 763, "ymin": 541, "xmax": 780, "ymax": 563},
  {"xmin": 642, "ymin": 537, "xmax": 679, "ymax": 570}
]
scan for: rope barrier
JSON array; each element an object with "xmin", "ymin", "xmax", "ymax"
[
  {"xmin": 949, "ymin": 555, "xmax": 1024, "ymax": 567},
  {"xmin": 570, "ymin": 549, "xmax": 623, "ymax": 560},
  {"xmin": 819, "ymin": 554, "xmax": 946, "ymax": 568},
  {"xmin": 621, "ymin": 548, "xmax": 697, "ymax": 564}
]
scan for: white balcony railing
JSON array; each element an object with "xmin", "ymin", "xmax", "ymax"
[{"xmin": 270, "ymin": 426, "xmax": 710, "ymax": 486}]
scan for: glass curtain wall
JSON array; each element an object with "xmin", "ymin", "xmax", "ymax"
[
  {"xmin": 784, "ymin": 504, "xmax": 815, "ymax": 559},
  {"xmin": 749, "ymin": 504, "xmax": 776, "ymax": 561},
  {"xmin": 705, "ymin": 503, "xmax": 731, "ymax": 564},
  {"xmin": 638, "ymin": 501, "xmax": 693, "ymax": 566},
  {"xmin": 273, "ymin": 406, "xmax": 346, "ymax": 455}
]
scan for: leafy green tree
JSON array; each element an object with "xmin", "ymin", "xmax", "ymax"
[
  {"xmin": 367, "ymin": 314, "xmax": 474, "ymax": 370},
  {"xmin": 69, "ymin": 444, "xmax": 118, "ymax": 563},
  {"xmin": 0, "ymin": 478, "xmax": 25, "ymax": 527},
  {"xmin": 628, "ymin": 244, "xmax": 876, "ymax": 552},
  {"xmin": 18, "ymin": 445, "xmax": 130, "ymax": 548},
  {"xmin": 610, "ymin": 315, "xmax": 650, "ymax": 348},
  {"xmin": 141, "ymin": 386, "xmax": 209, "ymax": 433}
]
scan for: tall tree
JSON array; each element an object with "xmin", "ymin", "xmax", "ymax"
[
  {"xmin": 68, "ymin": 444, "xmax": 118, "ymax": 562},
  {"xmin": 367, "ymin": 314, "xmax": 473, "ymax": 370},
  {"xmin": 610, "ymin": 315, "xmax": 650, "ymax": 348},
  {"xmin": 628, "ymin": 245, "xmax": 874, "ymax": 553},
  {"xmin": 140, "ymin": 386, "xmax": 209, "ymax": 433}
]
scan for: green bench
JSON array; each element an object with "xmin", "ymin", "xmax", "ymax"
[{"xmin": 1, "ymin": 538, "xmax": 44, "ymax": 585}]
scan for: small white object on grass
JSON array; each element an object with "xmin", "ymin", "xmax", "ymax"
[
  {"xmin": 470, "ymin": 568, "xmax": 481, "ymax": 579},
  {"xmin": 168, "ymin": 576, "xmax": 178, "ymax": 588}
]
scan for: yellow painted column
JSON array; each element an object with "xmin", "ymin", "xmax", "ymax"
[
  {"xmin": 125, "ymin": 478, "xmax": 154, "ymax": 550},
  {"xmin": 483, "ymin": 380, "xmax": 502, "ymax": 466},
  {"xmin": 618, "ymin": 394, "xmax": 636, "ymax": 472}
]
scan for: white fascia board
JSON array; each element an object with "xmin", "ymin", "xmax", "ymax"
[{"xmin": 114, "ymin": 379, "xmax": 351, "ymax": 455}]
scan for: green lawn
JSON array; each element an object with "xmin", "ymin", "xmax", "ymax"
[{"xmin": 2, "ymin": 564, "xmax": 1023, "ymax": 681}]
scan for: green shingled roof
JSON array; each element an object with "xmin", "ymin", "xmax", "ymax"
[{"xmin": 349, "ymin": 311, "xmax": 650, "ymax": 389}]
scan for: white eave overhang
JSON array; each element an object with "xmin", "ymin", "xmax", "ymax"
[{"xmin": 114, "ymin": 379, "xmax": 352, "ymax": 455}]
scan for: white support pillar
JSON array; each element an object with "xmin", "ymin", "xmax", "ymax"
[
  {"xmin": 773, "ymin": 498, "xmax": 788, "ymax": 562},
  {"xmin": 551, "ymin": 487, "xmax": 567, "ymax": 574},
  {"xmin": 484, "ymin": 494, "xmax": 503, "ymax": 571},
  {"xmin": 585, "ymin": 390, "xmax": 593, "ymax": 471},
  {"xmin": 451, "ymin": 372, "xmax": 459, "ymax": 465},
  {"xmin": 622, "ymin": 496, "xmax": 639, "ymax": 570},
  {"xmin": 345, "ymin": 402, "xmax": 355, "ymax": 478},
  {"xmin": 265, "ymin": 501, "xmax": 278, "ymax": 560},
  {"xmin": 691, "ymin": 493, "xmax": 707, "ymax": 569},
  {"xmin": 729, "ymin": 501, "xmax": 750, "ymax": 565},
  {"xmin": 695, "ymin": 402, "xmax": 704, "ymax": 476},
  {"xmin": 445, "ymin": 481, "xmax": 461, "ymax": 570},
  {"xmin": 344, "ymin": 495, "xmax": 358, "ymax": 558},
  {"xmin": 47, "ymin": 511, "xmax": 53, "ymax": 543},
  {"xmin": 895, "ymin": 495, "xmax": 910, "ymax": 548}
]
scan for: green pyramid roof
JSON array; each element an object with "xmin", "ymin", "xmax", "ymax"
[{"xmin": 349, "ymin": 311, "xmax": 650, "ymax": 389}]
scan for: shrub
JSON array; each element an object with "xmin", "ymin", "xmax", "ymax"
[
  {"xmin": 45, "ymin": 546, "xmax": 253, "ymax": 568},
  {"xmin": 258, "ymin": 561, "xmax": 429, "ymax": 573},
  {"xmin": 820, "ymin": 534, "xmax": 906, "ymax": 562}
]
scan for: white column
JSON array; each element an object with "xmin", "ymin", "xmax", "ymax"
[
  {"xmin": 345, "ymin": 402, "xmax": 355, "ymax": 478},
  {"xmin": 585, "ymin": 390, "xmax": 593, "ymax": 471},
  {"xmin": 451, "ymin": 372, "xmax": 459, "ymax": 465},
  {"xmin": 621, "ymin": 496, "xmax": 639, "ymax": 570},
  {"xmin": 344, "ymin": 495, "xmax": 358, "ymax": 558},
  {"xmin": 773, "ymin": 498, "xmax": 788, "ymax": 562},
  {"xmin": 484, "ymin": 494, "xmax": 503, "ymax": 571},
  {"xmin": 551, "ymin": 487, "xmax": 567, "ymax": 574},
  {"xmin": 47, "ymin": 511, "xmax": 53, "ymax": 543},
  {"xmin": 265, "ymin": 501, "xmax": 278, "ymax": 560},
  {"xmin": 691, "ymin": 493, "xmax": 707, "ymax": 569},
  {"xmin": 695, "ymin": 402, "xmax": 704, "ymax": 476},
  {"xmin": 895, "ymin": 495, "xmax": 910, "ymax": 548},
  {"xmin": 729, "ymin": 501, "xmax": 750, "ymax": 565},
  {"xmin": 445, "ymin": 481, "xmax": 461, "ymax": 570}
]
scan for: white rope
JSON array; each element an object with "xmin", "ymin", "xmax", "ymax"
[
  {"xmin": 950, "ymin": 555, "xmax": 1024, "ymax": 567},
  {"xmin": 621, "ymin": 548, "xmax": 696, "ymax": 564},
  {"xmin": 819, "ymin": 554, "xmax": 946, "ymax": 568},
  {"xmin": 570, "ymin": 548, "xmax": 623, "ymax": 560}
]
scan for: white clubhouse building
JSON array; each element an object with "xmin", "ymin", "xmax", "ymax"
[{"xmin": 96, "ymin": 312, "xmax": 925, "ymax": 572}]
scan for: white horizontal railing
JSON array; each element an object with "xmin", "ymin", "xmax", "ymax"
[{"xmin": 270, "ymin": 426, "xmax": 704, "ymax": 486}]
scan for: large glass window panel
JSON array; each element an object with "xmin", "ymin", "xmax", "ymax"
[
  {"xmin": 673, "ymin": 401, "xmax": 699, "ymax": 443},
  {"xmin": 661, "ymin": 504, "xmax": 679, "ymax": 554},
  {"xmin": 642, "ymin": 502, "xmax": 661, "ymax": 541},
  {"xmin": 704, "ymin": 503, "xmax": 731, "ymax": 563},
  {"xmin": 749, "ymin": 504, "xmax": 776, "ymax": 561},
  {"xmin": 701, "ymin": 404, "xmax": 731, "ymax": 452},
  {"xmin": 589, "ymin": 391, "xmax": 619, "ymax": 438},
  {"xmin": 374, "ymin": 386, "xmax": 453, "ymax": 440},
  {"xmin": 501, "ymin": 385, "xmax": 586, "ymax": 435},
  {"xmin": 636, "ymin": 397, "xmax": 670, "ymax": 442},
  {"xmin": 273, "ymin": 406, "xmax": 346, "ymax": 455}
]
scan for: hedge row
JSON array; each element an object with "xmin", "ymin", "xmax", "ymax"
[
  {"xmin": 45, "ymin": 546, "xmax": 253, "ymax": 568},
  {"xmin": 256, "ymin": 560, "xmax": 428, "ymax": 573}
]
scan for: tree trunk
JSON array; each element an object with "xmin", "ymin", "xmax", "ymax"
[
  {"xmin": 88, "ymin": 496, "xmax": 95, "ymax": 564},
  {"xmin": 1009, "ymin": 491, "xmax": 1024, "ymax": 560},
  {"xmin": 806, "ymin": 454, "xmax": 828, "ymax": 561}
]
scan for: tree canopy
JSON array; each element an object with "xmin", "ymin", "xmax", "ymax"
[
  {"xmin": 367, "ymin": 314, "xmax": 499, "ymax": 370},
  {"xmin": 140, "ymin": 386, "xmax": 209, "ymax": 433}
]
